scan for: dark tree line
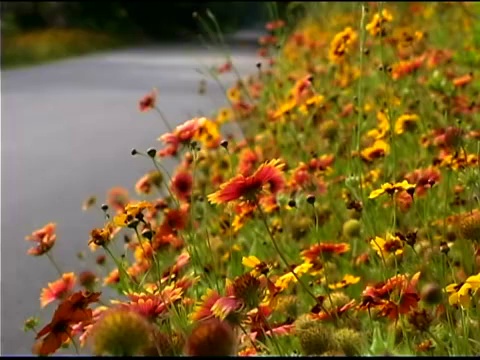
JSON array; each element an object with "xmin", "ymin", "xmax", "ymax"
[{"xmin": 0, "ymin": 2, "xmax": 285, "ymax": 40}]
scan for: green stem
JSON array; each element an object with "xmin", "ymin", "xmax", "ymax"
[{"xmin": 46, "ymin": 252, "xmax": 63, "ymax": 277}]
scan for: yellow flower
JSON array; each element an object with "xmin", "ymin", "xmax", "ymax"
[
  {"xmin": 445, "ymin": 273, "xmax": 480, "ymax": 307},
  {"xmin": 369, "ymin": 180, "xmax": 415, "ymax": 199},
  {"xmin": 395, "ymin": 114, "xmax": 419, "ymax": 135},
  {"xmin": 272, "ymin": 98, "xmax": 297, "ymax": 121},
  {"xmin": 366, "ymin": 9, "xmax": 394, "ymax": 36},
  {"xmin": 242, "ymin": 256, "xmax": 261, "ymax": 268},
  {"xmin": 195, "ymin": 117, "xmax": 221, "ymax": 149},
  {"xmin": 360, "ymin": 139, "xmax": 390, "ymax": 162},
  {"xmin": 370, "ymin": 233, "xmax": 404, "ymax": 258},
  {"xmin": 274, "ymin": 262, "xmax": 313, "ymax": 291},
  {"xmin": 113, "ymin": 201, "xmax": 153, "ymax": 228},
  {"xmin": 328, "ymin": 274, "xmax": 361, "ymax": 290},
  {"xmin": 299, "ymin": 94, "xmax": 325, "ymax": 114},
  {"xmin": 227, "ymin": 86, "xmax": 241, "ymax": 103},
  {"xmin": 216, "ymin": 107, "xmax": 233, "ymax": 124},
  {"xmin": 329, "ymin": 27, "xmax": 358, "ymax": 64}
]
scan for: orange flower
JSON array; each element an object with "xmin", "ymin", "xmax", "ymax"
[
  {"xmin": 265, "ymin": 19, "xmax": 286, "ymax": 31},
  {"xmin": 40, "ymin": 272, "xmax": 77, "ymax": 308},
  {"xmin": 33, "ymin": 309, "xmax": 73, "ymax": 356},
  {"xmin": 217, "ymin": 60, "xmax": 232, "ymax": 74},
  {"xmin": 138, "ymin": 88, "xmax": 158, "ymax": 112},
  {"xmin": 106, "ymin": 187, "xmax": 129, "ymax": 213},
  {"xmin": 104, "ymin": 269, "xmax": 120, "ymax": 286},
  {"xmin": 453, "ymin": 73, "xmax": 473, "ymax": 87},
  {"xmin": 25, "ymin": 222, "xmax": 57, "ymax": 256},
  {"xmin": 158, "ymin": 118, "xmax": 200, "ymax": 157},
  {"xmin": 33, "ymin": 291, "xmax": 100, "ymax": 356},
  {"xmin": 135, "ymin": 171, "xmax": 163, "ymax": 195},
  {"xmin": 301, "ymin": 242, "xmax": 350, "ymax": 261},
  {"xmin": 171, "ymin": 170, "xmax": 193, "ymax": 202},
  {"xmin": 391, "ymin": 55, "xmax": 425, "ymax": 80},
  {"xmin": 208, "ymin": 159, "xmax": 285, "ymax": 205}
]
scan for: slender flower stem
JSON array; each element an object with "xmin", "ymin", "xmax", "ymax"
[
  {"xmin": 150, "ymin": 157, "xmax": 180, "ymax": 208},
  {"xmin": 103, "ymin": 245, "xmax": 135, "ymax": 290},
  {"xmin": 67, "ymin": 334, "xmax": 80, "ymax": 355},
  {"xmin": 259, "ymin": 312, "xmax": 283, "ymax": 356},
  {"xmin": 426, "ymin": 329, "xmax": 449, "ymax": 356},
  {"xmin": 154, "ymin": 107, "xmax": 173, "ymax": 132},
  {"xmin": 46, "ymin": 252, "xmax": 63, "ymax": 277},
  {"xmin": 256, "ymin": 203, "xmax": 327, "ymax": 312}
]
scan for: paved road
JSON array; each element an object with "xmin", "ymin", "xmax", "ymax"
[{"xmin": 1, "ymin": 36, "xmax": 262, "ymax": 355}]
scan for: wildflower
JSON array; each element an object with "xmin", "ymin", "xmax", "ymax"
[
  {"xmin": 135, "ymin": 170, "xmax": 163, "ymax": 195},
  {"xmin": 88, "ymin": 222, "xmax": 117, "ymax": 249},
  {"xmin": 445, "ymin": 273, "xmax": 480, "ymax": 307},
  {"xmin": 217, "ymin": 60, "xmax": 232, "ymax": 74},
  {"xmin": 370, "ymin": 233, "xmax": 404, "ymax": 258},
  {"xmin": 190, "ymin": 288, "xmax": 242, "ymax": 323},
  {"xmin": 184, "ymin": 318, "xmax": 237, "ymax": 356},
  {"xmin": 295, "ymin": 317, "xmax": 339, "ymax": 355},
  {"xmin": 118, "ymin": 290, "xmax": 175, "ymax": 320},
  {"xmin": 301, "ymin": 242, "xmax": 350, "ymax": 261},
  {"xmin": 40, "ymin": 272, "xmax": 77, "ymax": 308},
  {"xmin": 369, "ymin": 180, "xmax": 415, "ymax": 199},
  {"xmin": 196, "ymin": 117, "xmax": 221, "ymax": 149},
  {"xmin": 328, "ymin": 274, "xmax": 361, "ymax": 290},
  {"xmin": 103, "ymin": 269, "xmax": 120, "ymax": 286},
  {"xmin": 333, "ymin": 328, "xmax": 365, "ymax": 356},
  {"xmin": 360, "ymin": 139, "xmax": 390, "ymax": 162},
  {"xmin": 79, "ymin": 271, "xmax": 97, "ymax": 290},
  {"xmin": 231, "ymin": 273, "xmax": 263, "ymax": 308},
  {"xmin": 81, "ymin": 196, "xmax": 97, "ymax": 211},
  {"xmin": 453, "ymin": 73, "xmax": 473, "ymax": 87},
  {"xmin": 275, "ymin": 262, "xmax": 313, "ymax": 291},
  {"xmin": 138, "ymin": 88, "xmax": 158, "ymax": 112},
  {"xmin": 408, "ymin": 308, "xmax": 433, "ymax": 332},
  {"xmin": 393, "ymin": 56, "xmax": 425, "ymax": 80},
  {"xmin": 33, "ymin": 291, "xmax": 100, "ymax": 356},
  {"xmin": 25, "ymin": 222, "xmax": 57, "ymax": 256},
  {"xmin": 242, "ymin": 256, "xmax": 270, "ymax": 277},
  {"xmin": 366, "ymin": 9, "xmax": 393, "ymax": 36},
  {"xmin": 157, "ymin": 118, "xmax": 200, "ymax": 157},
  {"xmin": 106, "ymin": 187, "xmax": 129, "ymax": 213},
  {"xmin": 227, "ymin": 86, "xmax": 242, "ymax": 103},
  {"xmin": 404, "ymin": 166, "xmax": 441, "ymax": 196},
  {"xmin": 113, "ymin": 201, "xmax": 153, "ymax": 228},
  {"xmin": 329, "ymin": 27, "xmax": 358, "ymax": 64},
  {"xmin": 216, "ymin": 107, "xmax": 233, "ymax": 124},
  {"xmin": 265, "ymin": 19, "xmax": 286, "ymax": 31},
  {"xmin": 416, "ymin": 339, "xmax": 435, "ymax": 353},
  {"xmin": 458, "ymin": 209, "xmax": 480, "ymax": 241},
  {"xmin": 208, "ymin": 159, "xmax": 285, "ymax": 205},
  {"xmin": 342, "ymin": 219, "xmax": 362, "ymax": 238},
  {"xmin": 420, "ymin": 282, "xmax": 443, "ymax": 304},
  {"xmin": 89, "ymin": 307, "xmax": 154, "ymax": 356},
  {"xmin": 171, "ymin": 170, "xmax": 193, "ymax": 202},
  {"xmin": 395, "ymin": 113, "xmax": 419, "ymax": 135}
]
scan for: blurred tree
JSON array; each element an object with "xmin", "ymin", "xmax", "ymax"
[{"xmin": 0, "ymin": 1, "xmax": 277, "ymax": 40}]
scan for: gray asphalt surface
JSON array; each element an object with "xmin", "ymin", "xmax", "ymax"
[{"xmin": 1, "ymin": 34, "xmax": 262, "ymax": 355}]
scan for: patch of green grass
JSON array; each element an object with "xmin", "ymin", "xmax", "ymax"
[{"xmin": 1, "ymin": 28, "xmax": 129, "ymax": 69}]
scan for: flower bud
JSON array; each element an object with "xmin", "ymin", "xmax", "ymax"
[
  {"xmin": 184, "ymin": 318, "xmax": 237, "ymax": 356},
  {"xmin": 295, "ymin": 318, "xmax": 338, "ymax": 355},
  {"xmin": 90, "ymin": 308, "xmax": 154, "ymax": 356},
  {"xmin": 332, "ymin": 327, "xmax": 365, "ymax": 356},
  {"xmin": 420, "ymin": 282, "xmax": 443, "ymax": 304},
  {"xmin": 342, "ymin": 219, "xmax": 361, "ymax": 238}
]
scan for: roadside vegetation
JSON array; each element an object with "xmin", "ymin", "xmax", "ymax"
[{"xmin": 23, "ymin": 2, "xmax": 480, "ymax": 356}]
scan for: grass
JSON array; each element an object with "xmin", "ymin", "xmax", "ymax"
[
  {"xmin": 22, "ymin": 1, "xmax": 480, "ymax": 357},
  {"xmin": 1, "ymin": 28, "xmax": 128, "ymax": 69}
]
